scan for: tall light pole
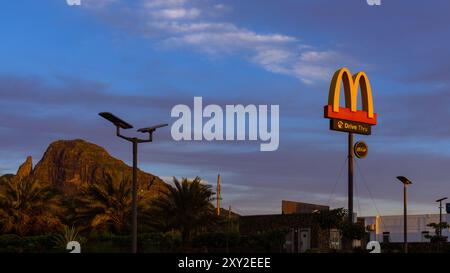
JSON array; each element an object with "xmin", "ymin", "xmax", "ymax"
[
  {"xmin": 436, "ymin": 197, "xmax": 448, "ymax": 237},
  {"xmin": 396, "ymin": 176, "xmax": 412, "ymax": 254},
  {"xmin": 348, "ymin": 133, "xmax": 354, "ymax": 224},
  {"xmin": 216, "ymin": 174, "xmax": 221, "ymax": 216},
  {"xmin": 99, "ymin": 112, "xmax": 167, "ymax": 253}
]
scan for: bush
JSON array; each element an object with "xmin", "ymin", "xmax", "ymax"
[
  {"xmin": 239, "ymin": 228, "xmax": 288, "ymax": 252},
  {"xmin": 0, "ymin": 234, "xmax": 58, "ymax": 253},
  {"xmin": 192, "ymin": 231, "xmax": 240, "ymax": 251},
  {"xmin": 82, "ymin": 232, "xmax": 182, "ymax": 253}
]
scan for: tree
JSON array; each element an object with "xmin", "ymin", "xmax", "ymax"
[
  {"xmin": 0, "ymin": 176, "xmax": 61, "ymax": 236},
  {"xmin": 71, "ymin": 173, "xmax": 148, "ymax": 235},
  {"xmin": 313, "ymin": 208, "xmax": 366, "ymax": 244},
  {"xmin": 53, "ymin": 225, "xmax": 86, "ymax": 249},
  {"xmin": 314, "ymin": 208, "xmax": 347, "ymax": 230},
  {"xmin": 425, "ymin": 222, "xmax": 449, "ymax": 243},
  {"xmin": 341, "ymin": 221, "xmax": 366, "ymax": 241},
  {"xmin": 146, "ymin": 177, "xmax": 216, "ymax": 243}
]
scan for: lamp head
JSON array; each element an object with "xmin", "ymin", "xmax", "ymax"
[
  {"xmin": 396, "ymin": 176, "xmax": 412, "ymax": 185},
  {"xmin": 137, "ymin": 123, "xmax": 168, "ymax": 133},
  {"xmin": 99, "ymin": 112, "xmax": 133, "ymax": 129}
]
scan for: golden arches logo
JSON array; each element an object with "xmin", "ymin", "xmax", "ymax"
[{"xmin": 324, "ymin": 67, "xmax": 377, "ymax": 125}]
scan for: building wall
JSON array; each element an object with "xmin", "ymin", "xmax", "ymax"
[
  {"xmin": 239, "ymin": 213, "xmax": 328, "ymax": 251},
  {"xmin": 281, "ymin": 200, "xmax": 329, "ymax": 214},
  {"xmin": 363, "ymin": 214, "xmax": 450, "ymax": 243}
]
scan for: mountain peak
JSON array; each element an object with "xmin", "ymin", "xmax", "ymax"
[
  {"xmin": 16, "ymin": 156, "xmax": 33, "ymax": 179},
  {"xmin": 29, "ymin": 139, "xmax": 166, "ymax": 196}
]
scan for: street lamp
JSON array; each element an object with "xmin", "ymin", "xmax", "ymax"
[
  {"xmin": 436, "ymin": 197, "xmax": 448, "ymax": 237},
  {"xmin": 99, "ymin": 112, "xmax": 168, "ymax": 253},
  {"xmin": 396, "ymin": 176, "xmax": 412, "ymax": 254}
]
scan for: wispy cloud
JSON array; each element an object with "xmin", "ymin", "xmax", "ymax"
[
  {"xmin": 82, "ymin": 0, "xmax": 118, "ymax": 9},
  {"xmin": 151, "ymin": 8, "xmax": 201, "ymax": 20},
  {"xmin": 143, "ymin": 0, "xmax": 188, "ymax": 8},
  {"xmin": 83, "ymin": 0, "xmax": 348, "ymax": 84}
]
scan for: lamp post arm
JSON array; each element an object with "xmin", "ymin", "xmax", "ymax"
[
  {"xmin": 115, "ymin": 126, "xmax": 155, "ymax": 143},
  {"xmin": 137, "ymin": 132, "xmax": 154, "ymax": 143},
  {"xmin": 116, "ymin": 126, "xmax": 134, "ymax": 142}
]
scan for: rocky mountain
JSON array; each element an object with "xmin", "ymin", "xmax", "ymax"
[
  {"xmin": 16, "ymin": 156, "xmax": 33, "ymax": 179},
  {"xmin": 2, "ymin": 139, "xmax": 167, "ymax": 197}
]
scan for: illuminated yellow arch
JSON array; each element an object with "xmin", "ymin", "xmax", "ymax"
[{"xmin": 328, "ymin": 67, "xmax": 374, "ymax": 118}]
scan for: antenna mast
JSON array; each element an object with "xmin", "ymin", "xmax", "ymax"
[{"xmin": 217, "ymin": 174, "xmax": 221, "ymax": 216}]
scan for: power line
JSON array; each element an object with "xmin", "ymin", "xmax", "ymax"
[
  {"xmin": 355, "ymin": 159, "xmax": 385, "ymax": 230},
  {"xmin": 327, "ymin": 157, "xmax": 348, "ymax": 208},
  {"xmin": 354, "ymin": 163, "xmax": 362, "ymax": 218}
]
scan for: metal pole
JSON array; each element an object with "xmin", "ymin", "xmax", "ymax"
[
  {"xmin": 348, "ymin": 133, "xmax": 354, "ymax": 224},
  {"xmin": 439, "ymin": 201, "xmax": 443, "ymax": 236},
  {"xmin": 217, "ymin": 174, "xmax": 221, "ymax": 216},
  {"xmin": 132, "ymin": 139, "xmax": 138, "ymax": 253},
  {"xmin": 404, "ymin": 184, "xmax": 408, "ymax": 253}
]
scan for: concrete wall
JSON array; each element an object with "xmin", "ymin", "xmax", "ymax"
[
  {"xmin": 281, "ymin": 200, "xmax": 329, "ymax": 214},
  {"xmin": 363, "ymin": 214, "xmax": 450, "ymax": 243},
  {"xmin": 239, "ymin": 213, "xmax": 328, "ymax": 251}
]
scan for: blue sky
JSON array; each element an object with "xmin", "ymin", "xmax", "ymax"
[{"xmin": 2, "ymin": 0, "xmax": 450, "ymax": 216}]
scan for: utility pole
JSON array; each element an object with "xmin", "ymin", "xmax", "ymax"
[
  {"xmin": 403, "ymin": 183, "xmax": 407, "ymax": 253},
  {"xmin": 396, "ymin": 176, "xmax": 412, "ymax": 254},
  {"xmin": 99, "ymin": 112, "xmax": 167, "ymax": 253},
  {"xmin": 217, "ymin": 174, "xmax": 221, "ymax": 216},
  {"xmin": 132, "ymin": 139, "xmax": 138, "ymax": 253},
  {"xmin": 436, "ymin": 197, "xmax": 448, "ymax": 236}
]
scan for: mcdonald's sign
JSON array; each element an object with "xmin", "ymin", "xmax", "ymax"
[{"xmin": 324, "ymin": 67, "xmax": 377, "ymax": 125}]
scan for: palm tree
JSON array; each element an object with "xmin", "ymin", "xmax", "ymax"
[
  {"xmin": 0, "ymin": 176, "xmax": 61, "ymax": 236},
  {"xmin": 53, "ymin": 225, "xmax": 86, "ymax": 249},
  {"xmin": 146, "ymin": 177, "xmax": 216, "ymax": 243},
  {"xmin": 72, "ymin": 173, "xmax": 148, "ymax": 235}
]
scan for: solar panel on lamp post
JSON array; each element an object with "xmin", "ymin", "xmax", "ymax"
[
  {"xmin": 436, "ymin": 197, "xmax": 448, "ymax": 237},
  {"xmin": 99, "ymin": 112, "xmax": 168, "ymax": 253},
  {"xmin": 396, "ymin": 176, "xmax": 412, "ymax": 254}
]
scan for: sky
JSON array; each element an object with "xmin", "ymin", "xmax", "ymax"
[{"xmin": 1, "ymin": 0, "xmax": 450, "ymax": 216}]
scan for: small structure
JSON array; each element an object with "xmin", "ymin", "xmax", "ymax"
[
  {"xmin": 239, "ymin": 201, "xmax": 336, "ymax": 253},
  {"xmin": 362, "ymin": 214, "xmax": 450, "ymax": 243}
]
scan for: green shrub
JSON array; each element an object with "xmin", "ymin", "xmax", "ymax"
[
  {"xmin": 0, "ymin": 234, "xmax": 58, "ymax": 252},
  {"xmin": 192, "ymin": 231, "xmax": 240, "ymax": 249},
  {"xmin": 80, "ymin": 232, "xmax": 182, "ymax": 253}
]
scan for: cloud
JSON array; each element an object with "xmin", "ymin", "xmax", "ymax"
[
  {"xmin": 82, "ymin": 0, "xmax": 118, "ymax": 9},
  {"xmin": 252, "ymin": 48, "xmax": 344, "ymax": 84},
  {"xmin": 82, "ymin": 0, "xmax": 349, "ymax": 84},
  {"xmin": 139, "ymin": 137, "xmax": 450, "ymax": 216},
  {"xmin": 143, "ymin": 0, "xmax": 187, "ymax": 8},
  {"xmin": 2, "ymin": 72, "xmax": 449, "ymax": 216},
  {"xmin": 153, "ymin": 8, "xmax": 201, "ymax": 20},
  {"xmin": 376, "ymin": 88, "xmax": 450, "ymax": 140}
]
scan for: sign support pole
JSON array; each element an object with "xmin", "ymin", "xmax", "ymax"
[
  {"xmin": 324, "ymin": 67, "xmax": 378, "ymax": 250},
  {"xmin": 348, "ymin": 132, "xmax": 354, "ymax": 224}
]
